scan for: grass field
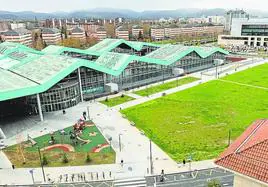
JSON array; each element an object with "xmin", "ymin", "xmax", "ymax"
[
  {"xmin": 121, "ymin": 64, "xmax": 268, "ymax": 161},
  {"xmin": 134, "ymin": 77, "xmax": 199, "ymax": 96},
  {"xmin": 100, "ymin": 95, "xmax": 135, "ymax": 107},
  {"xmin": 4, "ymin": 121, "xmax": 115, "ymax": 168}
]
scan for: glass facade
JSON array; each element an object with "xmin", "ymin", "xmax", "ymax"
[
  {"xmin": 26, "ymin": 45, "xmax": 226, "ymax": 113},
  {"xmin": 28, "ymin": 81, "xmax": 81, "ymax": 112},
  {"xmin": 241, "ymin": 25, "xmax": 268, "ymax": 36}
]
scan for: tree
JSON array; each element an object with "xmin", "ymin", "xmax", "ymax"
[
  {"xmin": 42, "ymin": 154, "xmax": 48, "ymax": 165},
  {"xmin": 58, "ymin": 38, "xmax": 81, "ymax": 48},
  {"xmin": 61, "ymin": 26, "xmax": 67, "ymax": 39},
  {"xmin": 62, "ymin": 153, "xmax": 69, "ymax": 163},
  {"xmin": 86, "ymin": 36, "xmax": 98, "ymax": 47},
  {"xmin": 207, "ymin": 179, "xmax": 221, "ymax": 187},
  {"xmin": 138, "ymin": 31, "xmax": 143, "ymax": 41},
  {"xmin": 85, "ymin": 154, "xmax": 91, "ymax": 163}
]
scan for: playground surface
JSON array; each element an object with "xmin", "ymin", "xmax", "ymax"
[
  {"xmin": 121, "ymin": 64, "xmax": 268, "ymax": 161},
  {"xmin": 3, "ymin": 121, "xmax": 115, "ymax": 168},
  {"xmin": 134, "ymin": 77, "xmax": 199, "ymax": 96}
]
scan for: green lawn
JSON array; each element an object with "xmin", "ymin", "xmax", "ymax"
[
  {"xmin": 4, "ymin": 121, "xmax": 115, "ymax": 168},
  {"xmin": 223, "ymin": 63, "xmax": 268, "ymax": 88},
  {"xmin": 134, "ymin": 77, "xmax": 199, "ymax": 96},
  {"xmin": 100, "ymin": 95, "xmax": 135, "ymax": 107},
  {"xmin": 121, "ymin": 65, "xmax": 268, "ymax": 161}
]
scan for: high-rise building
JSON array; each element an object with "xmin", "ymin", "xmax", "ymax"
[
  {"xmin": 218, "ymin": 18, "xmax": 268, "ymax": 47},
  {"xmin": 225, "ymin": 9, "xmax": 249, "ymax": 31}
]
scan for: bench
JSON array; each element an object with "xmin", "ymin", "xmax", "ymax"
[{"xmin": 28, "ymin": 135, "xmax": 37, "ymax": 146}]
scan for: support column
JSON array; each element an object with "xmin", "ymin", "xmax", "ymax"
[
  {"xmin": 78, "ymin": 68, "xmax": 84, "ymax": 102},
  {"xmin": 36, "ymin": 94, "xmax": 44, "ymax": 122}
]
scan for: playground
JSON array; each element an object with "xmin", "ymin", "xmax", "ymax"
[{"xmin": 4, "ymin": 119, "xmax": 115, "ymax": 168}]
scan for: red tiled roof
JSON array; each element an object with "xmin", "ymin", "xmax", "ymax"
[{"xmin": 215, "ymin": 119, "xmax": 268, "ymax": 184}]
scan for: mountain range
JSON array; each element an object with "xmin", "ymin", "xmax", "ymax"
[{"xmin": 0, "ymin": 8, "xmax": 267, "ymax": 20}]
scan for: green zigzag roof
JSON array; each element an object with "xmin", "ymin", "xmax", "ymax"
[{"xmin": 0, "ymin": 39, "xmax": 228, "ymax": 101}]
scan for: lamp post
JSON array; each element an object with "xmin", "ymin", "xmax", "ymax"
[
  {"xmin": 108, "ymin": 137, "xmax": 112, "ymax": 152},
  {"xmin": 149, "ymin": 140, "xmax": 153, "ymax": 175},
  {"xmin": 29, "ymin": 169, "xmax": 35, "ymax": 184},
  {"xmin": 37, "ymin": 146, "xmax": 46, "ymax": 182},
  {"xmin": 119, "ymin": 134, "xmax": 122, "ymax": 152}
]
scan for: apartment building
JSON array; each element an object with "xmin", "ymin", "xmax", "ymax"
[
  {"xmin": 41, "ymin": 28, "xmax": 62, "ymax": 45},
  {"xmin": 132, "ymin": 25, "xmax": 144, "ymax": 37},
  {"xmin": 2, "ymin": 28, "xmax": 32, "ymax": 46},
  {"xmin": 116, "ymin": 26, "xmax": 129, "ymax": 40},
  {"xmin": 96, "ymin": 27, "xmax": 107, "ymax": 41},
  {"xmin": 69, "ymin": 27, "xmax": 86, "ymax": 41},
  {"xmin": 152, "ymin": 25, "xmax": 224, "ymax": 40},
  {"xmin": 151, "ymin": 26, "xmax": 165, "ymax": 40}
]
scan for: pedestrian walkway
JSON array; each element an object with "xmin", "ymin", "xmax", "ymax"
[
  {"xmin": 124, "ymin": 92, "xmax": 143, "ymax": 99},
  {"xmin": 113, "ymin": 80, "xmax": 203, "ymax": 110}
]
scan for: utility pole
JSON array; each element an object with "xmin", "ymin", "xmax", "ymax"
[
  {"xmin": 37, "ymin": 146, "xmax": 46, "ymax": 182},
  {"xmin": 149, "ymin": 140, "xmax": 153, "ymax": 174}
]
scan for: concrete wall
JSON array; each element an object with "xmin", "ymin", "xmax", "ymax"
[{"xmin": 234, "ymin": 175, "xmax": 268, "ymax": 187}]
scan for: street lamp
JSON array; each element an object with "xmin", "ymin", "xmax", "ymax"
[
  {"xmin": 37, "ymin": 146, "xmax": 46, "ymax": 182},
  {"xmin": 108, "ymin": 137, "xmax": 112, "ymax": 152},
  {"xmin": 118, "ymin": 134, "xmax": 122, "ymax": 152},
  {"xmin": 29, "ymin": 169, "xmax": 35, "ymax": 184}
]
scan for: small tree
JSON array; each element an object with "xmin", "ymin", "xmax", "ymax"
[
  {"xmin": 42, "ymin": 154, "xmax": 48, "ymax": 166},
  {"xmin": 85, "ymin": 154, "xmax": 91, "ymax": 163},
  {"xmin": 121, "ymin": 94, "xmax": 125, "ymax": 98},
  {"xmin": 105, "ymin": 97, "xmax": 109, "ymax": 102},
  {"xmin": 62, "ymin": 153, "xmax": 69, "ymax": 163},
  {"xmin": 207, "ymin": 179, "xmax": 221, "ymax": 187}
]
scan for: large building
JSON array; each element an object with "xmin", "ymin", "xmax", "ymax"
[
  {"xmin": 41, "ymin": 28, "xmax": 62, "ymax": 45},
  {"xmin": 2, "ymin": 28, "xmax": 32, "ymax": 47},
  {"xmin": 225, "ymin": 9, "xmax": 249, "ymax": 31},
  {"xmin": 151, "ymin": 26, "xmax": 165, "ymax": 40},
  {"xmin": 96, "ymin": 27, "xmax": 107, "ymax": 41},
  {"xmin": 0, "ymin": 39, "xmax": 228, "ymax": 121},
  {"xmin": 116, "ymin": 26, "xmax": 129, "ymax": 40},
  {"xmin": 216, "ymin": 119, "xmax": 268, "ymax": 187},
  {"xmin": 218, "ymin": 18, "xmax": 268, "ymax": 47},
  {"xmin": 132, "ymin": 25, "xmax": 144, "ymax": 37},
  {"xmin": 69, "ymin": 27, "xmax": 86, "ymax": 41},
  {"xmin": 151, "ymin": 25, "xmax": 224, "ymax": 40}
]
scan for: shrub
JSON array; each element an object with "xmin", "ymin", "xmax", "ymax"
[
  {"xmin": 105, "ymin": 97, "xmax": 109, "ymax": 102},
  {"xmin": 85, "ymin": 154, "xmax": 91, "ymax": 163},
  {"xmin": 62, "ymin": 153, "xmax": 69, "ymax": 163},
  {"xmin": 121, "ymin": 94, "xmax": 125, "ymax": 98},
  {"xmin": 42, "ymin": 154, "xmax": 48, "ymax": 165}
]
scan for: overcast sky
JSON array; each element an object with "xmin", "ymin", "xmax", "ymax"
[{"xmin": 1, "ymin": 0, "xmax": 268, "ymax": 12}]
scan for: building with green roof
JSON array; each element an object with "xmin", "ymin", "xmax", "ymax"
[{"xmin": 0, "ymin": 38, "xmax": 228, "ymax": 121}]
